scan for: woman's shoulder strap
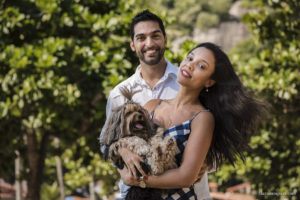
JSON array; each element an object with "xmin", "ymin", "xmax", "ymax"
[{"xmin": 191, "ymin": 109, "xmax": 210, "ymax": 121}]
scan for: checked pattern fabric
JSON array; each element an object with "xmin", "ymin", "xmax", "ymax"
[
  {"xmin": 150, "ymin": 100, "xmax": 209, "ymax": 200},
  {"xmin": 162, "ymin": 110, "xmax": 209, "ymax": 200}
]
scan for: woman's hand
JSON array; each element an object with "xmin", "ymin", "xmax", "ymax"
[
  {"xmin": 118, "ymin": 165, "xmax": 139, "ymax": 186},
  {"xmin": 118, "ymin": 147, "xmax": 147, "ymax": 179}
]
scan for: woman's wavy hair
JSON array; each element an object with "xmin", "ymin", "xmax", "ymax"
[{"xmin": 192, "ymin": 42, "xmax": 265, "ymax": 169}]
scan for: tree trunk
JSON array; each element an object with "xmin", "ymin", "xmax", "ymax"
[
  {"xmin": 56, "ymin": 156, "xmax": 65, "ymax": 200},
  {"xmin": 55, "ymin": 138, "xmax": 65, "ymax": 200},
  {"xmin": 89, "ymin": 179, "xmax": 95, "ymax": 200},
  {"xmin": 15, "ymin": 150, "xmax": 23, "ymax": 200},
  {"xmin": 26, "ymin": 129, "xmax": 50, "ymax": 200}
]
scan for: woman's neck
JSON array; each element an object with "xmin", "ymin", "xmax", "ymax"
[{"xmin": 172, "ymin": 87, "xmax": 202, "ymax": 109}]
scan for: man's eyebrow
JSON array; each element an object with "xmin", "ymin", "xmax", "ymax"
[
  {"xmin": 135, "ymin": 30, "xmax": 162, "ymax": 38},
  {"xmin": 152, "ymin": 30, "xmax": 162, "ymax": 34}
]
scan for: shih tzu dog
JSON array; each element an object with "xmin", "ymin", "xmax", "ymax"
[{"xmin": 100, "ymin": 86, "xmax": 179, "ymax": 200}]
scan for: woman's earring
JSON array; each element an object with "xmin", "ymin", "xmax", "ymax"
[{"xmin": 206, "ymin": 87, "xmax": 209, "ymax": 92}]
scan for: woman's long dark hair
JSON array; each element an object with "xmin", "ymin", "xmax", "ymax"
[{"xmin": 193, "ymin": 42, "xmax": 265, "ymax": 169}]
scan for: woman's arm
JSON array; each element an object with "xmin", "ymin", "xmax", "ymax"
[{"xmin": 119, "ymin": 111, "xmax": 214, "ymax": 189}]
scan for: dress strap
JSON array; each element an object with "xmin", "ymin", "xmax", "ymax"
[
  {"xmin": 150, "ymin": 100, "xmax": 163, "ymax": 120},
  {"xmin": 191, "ymin": 109, "xmax": 210, "ymax": 121}
]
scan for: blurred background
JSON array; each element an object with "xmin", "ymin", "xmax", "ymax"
[{"xmin": 0, "ymin": 0, "xmax": 299, "ymax": 200}]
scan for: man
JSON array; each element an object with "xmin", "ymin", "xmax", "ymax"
[{"xmin": 100, "ymin": 10, "xmax": 211, "ymax": 200}]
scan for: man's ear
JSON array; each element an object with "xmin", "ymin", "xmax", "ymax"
[
  {"xmin": 205, "ymin": 79, "xmax": 216, "ymax": 88},
  {"xmin": 164, "ymin": 35, "xmax": 167, "ymax": 46},
  {"xmin": 130, "ymin": 40, "xmax": 136, "ymax": 51}
]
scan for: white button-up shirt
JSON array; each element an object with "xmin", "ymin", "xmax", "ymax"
[
  {"xmin": 100, "ymin": 59, "xmax": 210, "ymax": 200},
  {"xmin": 104, "ymin": 60, "xmax": 179, "ymax": 112}
]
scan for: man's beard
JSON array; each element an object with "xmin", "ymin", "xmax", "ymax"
[{"xmin": 137, "ymin": 47, "xmax": 165, "ymax": 65}]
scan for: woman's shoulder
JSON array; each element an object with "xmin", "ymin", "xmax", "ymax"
[
  {"xmin": 189, "ymin": 108, "xmax": 215, "ymax": 141},
  {"xmin": 192, "ymin": 107, "xmax": 215, "ymax": 126},
  {"xmin": 144, "ymin": 99, "xmax": 162, "ymax": 113}
]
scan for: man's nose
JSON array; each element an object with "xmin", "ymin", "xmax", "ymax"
[{"xmin": 145, "ymin": 37, "xmax": 155, "ymax": 47}]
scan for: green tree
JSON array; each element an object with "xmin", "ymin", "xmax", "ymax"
[
  {"xmin": 142, "ymin": 0, "xmax": 233, "ymax": 38},
  {"xmin": 0, "ymin": 0, "xmax": 140, "ymax": 199},
  {"xmin": 209, "ymin": 0, "xmax": 300, "ymax": 199}
]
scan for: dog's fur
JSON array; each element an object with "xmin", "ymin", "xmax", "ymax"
[{"xmin": 101, "ymin": 86, "xmax": 179, "ymax": 200}]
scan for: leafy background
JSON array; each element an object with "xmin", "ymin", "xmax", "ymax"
[{"xmin": 0, "ymin": 0, "xmax": 299, "ymax": 199}]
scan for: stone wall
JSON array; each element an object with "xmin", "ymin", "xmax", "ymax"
[{"xmin": 172, "ymin": 1, "xmax": 251, "ymax": 52}]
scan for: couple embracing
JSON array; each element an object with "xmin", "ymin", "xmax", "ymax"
[{"xmin": 100, "ymin": 10, "xmax": 263, "ymax": 200}]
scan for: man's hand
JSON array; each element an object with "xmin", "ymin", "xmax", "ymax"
[
  {"xmin": 118, "ymin": 147, "xmax": 147, "ymax": 179},
  {"xmin": 194, "ymin": 162, "xmax": 207, "ymax": 183}
]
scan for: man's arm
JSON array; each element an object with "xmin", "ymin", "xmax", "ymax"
[{"xmin": 99, "ymin": 93, "xmax": 118, "ymax": 154}]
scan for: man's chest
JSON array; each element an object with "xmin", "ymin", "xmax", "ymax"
[{"xmin": 130, "ymin": 86, "xmax": 178, "ymax": 106}]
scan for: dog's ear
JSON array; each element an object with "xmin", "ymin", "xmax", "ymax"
[
  {"xmin": 102, "ymin": 106, "xmax": 125, "ymax": 147},
  {"xmin": 119, "ymin": 107, "xmax": 126, "ymax": 137}
]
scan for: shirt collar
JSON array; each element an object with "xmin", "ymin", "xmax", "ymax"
[
  {"xmin": 134, "ymin": 59, "xmax": 178, "ymax": 85},
  {"xmin": 164, "ymin": 59, "xmax": 178, "ymax": 79}
]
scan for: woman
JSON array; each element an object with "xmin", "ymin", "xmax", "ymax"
[{"xmin": 117, "ymin": 42, "xmax": 264, "ymax": 199}]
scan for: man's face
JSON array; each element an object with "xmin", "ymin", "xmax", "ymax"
[{"xmin": 130, "ymin": 20, "xmax": 167, "ymax": 65}]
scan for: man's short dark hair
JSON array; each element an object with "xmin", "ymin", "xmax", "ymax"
[{"xmin": 130, "ymin": 10, "xmax": 166, "ymax": 40}]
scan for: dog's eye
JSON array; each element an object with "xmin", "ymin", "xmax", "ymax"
[
  {"xmin": 138, "ymin": 111, "xmax": 145, "ymax": 115},
  {"xmin": 125, "ymin": 111, "xmax": 132, "ymax": 116}
]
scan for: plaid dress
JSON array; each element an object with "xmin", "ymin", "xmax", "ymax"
[{"xmin": 150, "ymin": 100, "xmax": 210, "ymax": 200}]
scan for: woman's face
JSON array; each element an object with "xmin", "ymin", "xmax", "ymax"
[{"xmin": 177, "ymin": 47, "xmax": 216, "ymax": 90}]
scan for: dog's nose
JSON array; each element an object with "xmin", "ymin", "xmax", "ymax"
[{"xmin": 137, "ymin": 114, "xmax": 143, "ymax": 120}]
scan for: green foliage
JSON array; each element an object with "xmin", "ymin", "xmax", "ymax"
[
  {"xmin": 41, "ymin": 182, "xmax": 60, "ymax": 200},
  {"xmin": 165, "ymin": 40, "xmax": 197, "ymax": 67},
  {"xmin": 209, "ymin": 0, "xmax": 300, "ymax": 199},
  {"xmin": 196, "ymin": 12, "xmax": 220, "ymax": 30},
  {"xmin": 0, "ymin": 0, "xmax": 141, "ymax": 197},
  {"xmin": 45, "ymin": 137, "xmax": 119, "ymax": 196},
  {"xmin": 144, "ymin": 0, "xmax": 233, "ymax": 38},
  {"xmin": 1, "ymin": 0, "xmax": 299, "ymax": 199},
  {"xmin": 208, "ymin": 0, "xmax": 232, "ymax": 16}
]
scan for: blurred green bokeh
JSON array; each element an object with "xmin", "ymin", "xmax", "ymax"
[{"xmin": 0, "ymin": 0, "xmax": 299, "ymax": 199}]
